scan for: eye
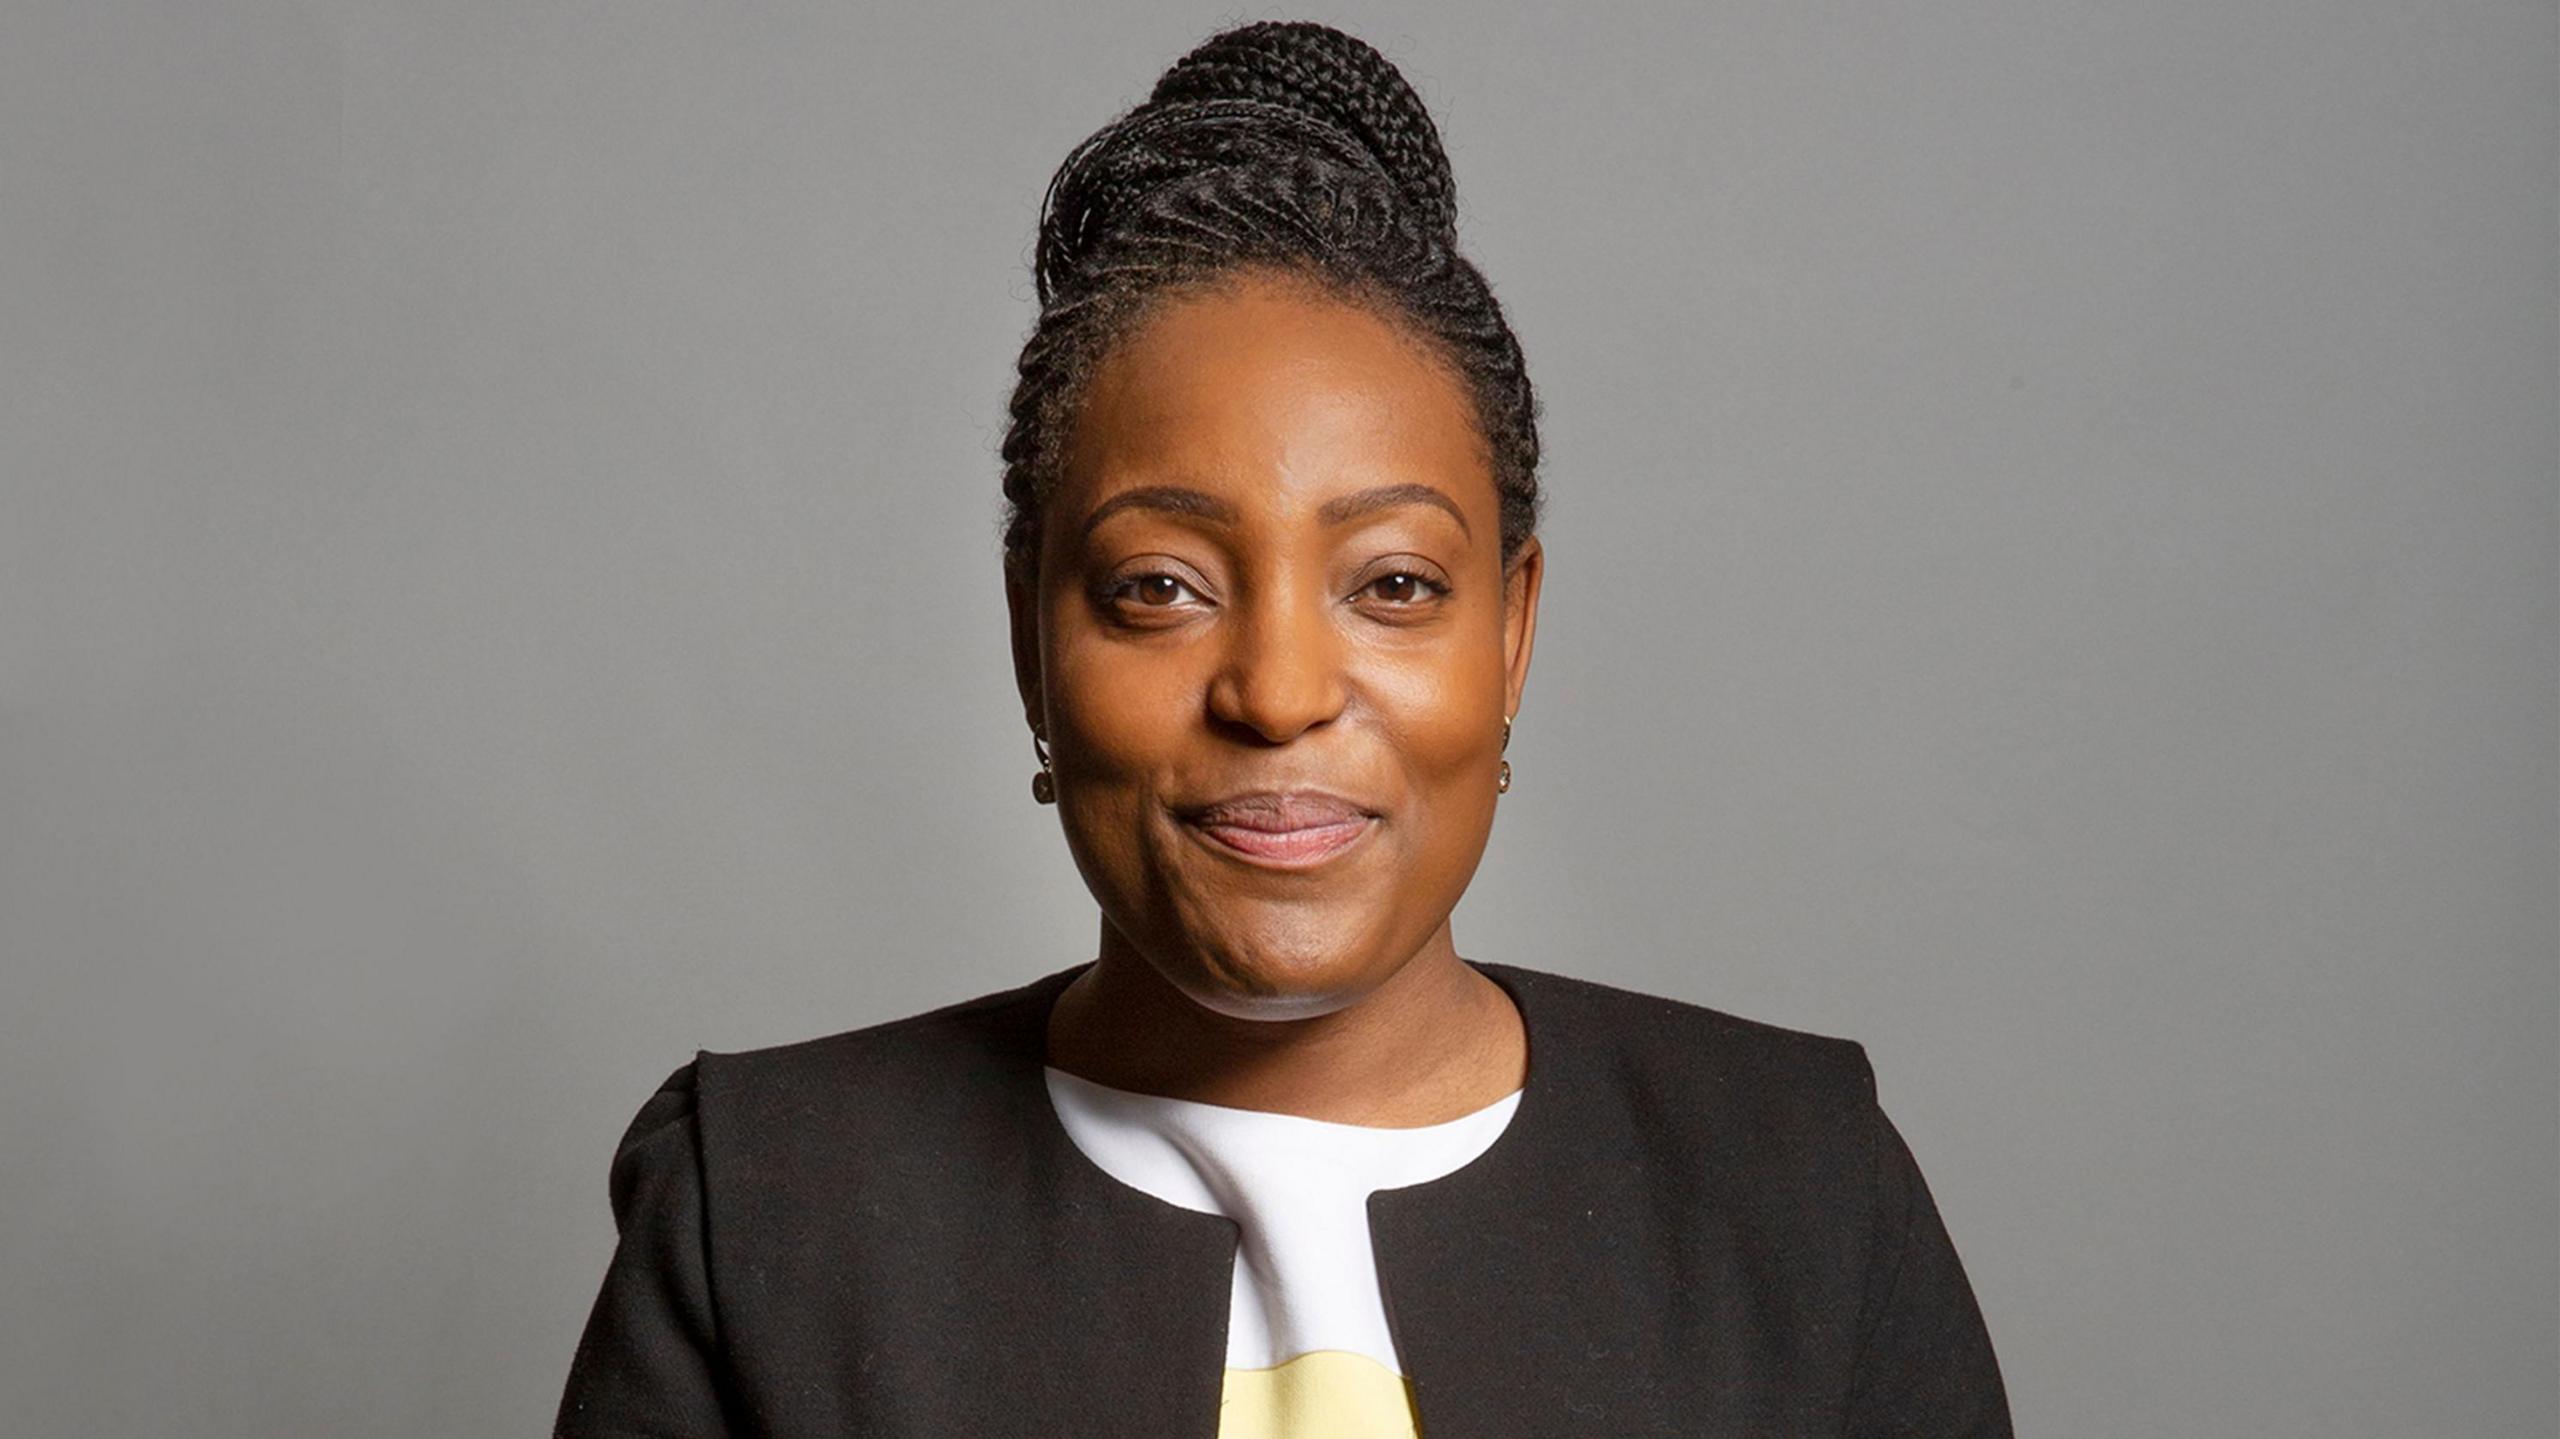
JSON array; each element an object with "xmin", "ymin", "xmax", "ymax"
[
  {"xmin": 1358, "ymin": 570, "xmax": 1448, "ymax": 606},
  {"xmin": 1107, "ymin": 572, "xmax": 1204, "ymax": 607}
]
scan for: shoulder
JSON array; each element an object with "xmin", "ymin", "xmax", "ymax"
[
  {"xmin": 1484, "ymin": 960, "xmax": 1876, "ymax": 1100},
  {"xmin": 616, "ymin": 968, "xmax": 1075, "ymax": 1204},
  {"xmin": 1483, "ymin": 962, "xmax": 1884, "ymax": 1184},
  {"xmin": 595, "ymin": 1062, "xmax": 708, "ymax": 1229},
  {"xmin": 692, "ymin": 969, "xmax": 1064, "ymax": 1107},
  {"xmin": 607, "ymin": 970, "xmax": 1060, "ymax": 1119}
]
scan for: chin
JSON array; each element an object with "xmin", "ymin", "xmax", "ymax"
[{"xmin": 1164, "ymin": 927, "xmax": 1395, "ymax": 1022}]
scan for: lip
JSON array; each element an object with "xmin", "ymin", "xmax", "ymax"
[{"xmin": 1177, "ymin": 789, "xmax": 1379, "ymax": 871}]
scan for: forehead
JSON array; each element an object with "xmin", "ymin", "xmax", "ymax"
[{"xmin": 1060, "ymin": 273, "xmax": 1491, "ymax": 516}]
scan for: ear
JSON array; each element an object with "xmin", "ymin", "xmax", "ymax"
[
  {"xmin": 1500, "ymin": 536, "xmax": 1544, "ymax": 723},
  {"xmin": 1005, "ymin": 563, "xmax": 1045, "ymax": 734}
]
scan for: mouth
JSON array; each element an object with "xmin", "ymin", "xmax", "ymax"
[{"xmin": 1176, "ymin": 790, "xmax": 1380, "ymax": 871}]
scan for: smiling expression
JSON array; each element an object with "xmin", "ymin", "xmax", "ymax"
[{"xmin": 1008, "ymin": 268, "xmax": 1542, "ymax": 1020}]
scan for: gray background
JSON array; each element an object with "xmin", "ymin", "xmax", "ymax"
[{"xmin": 4, "ymin": 1, "xmax": 2551, "ymax": 1434}]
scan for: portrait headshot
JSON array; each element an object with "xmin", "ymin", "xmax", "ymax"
[{"xmin": 5, "ymin": 3, "xmax": 2552, "ymax": 1437}]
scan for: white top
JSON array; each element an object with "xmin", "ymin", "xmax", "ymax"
[{"xmin": 1044, "ymin": 1066, "xmax": 1520, "ymax": 1437}]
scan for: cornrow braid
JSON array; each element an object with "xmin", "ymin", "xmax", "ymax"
[
  {"xmin": 1147, "ymin": 22, "xmax": 1458, "ymax": 239},
  {"xmin": 1001, "ymin": 20, "xmax": 1540, "ymax": 582}
]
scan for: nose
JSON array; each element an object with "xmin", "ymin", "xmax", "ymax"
[{"xmin": 1206, "ymin": 578, "xmax": 1350, "ymax": 744}]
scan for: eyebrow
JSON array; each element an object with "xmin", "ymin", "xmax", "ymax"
[
  {"xmin": 1079, "ymin": 485, "xmax": 1239, "ymax": 539},
  {"xmin": 1079, "ymin": 482, "xmax": 1472, "ymax": 540},
  {"xmin": 1319, "ymin": 483, "xmax": 1472, "ymax": 537}
]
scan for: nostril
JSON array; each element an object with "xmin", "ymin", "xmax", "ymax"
[
  {"xmin": 1207, "ymin": 630, "xmax": 1352, "ymax": 743},
  {"xmin": 1208, "ymin": 688, "xmax": 1347, "ymax": 746}
]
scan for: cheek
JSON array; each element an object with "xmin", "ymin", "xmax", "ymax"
[
  {"xmin": 1046, "ymin": 625, "xmax": 1197, "ymax": 782},
  {"xmin": 1042, "ymin": 681, "xmax": 1174, "ymax": 934},
  {"xmin": 1360, "ymin": 626, "xmax": 1511, "ymax": 791},
  {"xmin": 1357, "ymin": 640, "xmax": 1506, "ymax": 955},
  {"xmin": 1040, "ymin": 611, "xmax": 1202, "ymax": 904}
]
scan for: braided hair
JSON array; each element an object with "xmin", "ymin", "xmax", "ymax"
[{"xmin": 1000, "ymin": 21, "xmax": 1541, "ymax": 581}]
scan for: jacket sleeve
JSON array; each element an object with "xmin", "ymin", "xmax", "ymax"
[
  {"xmin": 1842, "ymin": 1082, "xmax": 2014, "ymax": 1437},
  {"xmin": 554, "ymin": 1062, "xmax": 738, "ymax": 1438}
]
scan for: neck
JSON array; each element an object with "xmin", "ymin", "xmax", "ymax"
[{"xmin": 1043, "ymin": 918, "xmax": 1527, "ymax": 1127}]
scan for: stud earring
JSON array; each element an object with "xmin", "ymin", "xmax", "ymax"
[
  {"xmin": 1498, "ymin": 713, "xmax": 1513, "ymax": 794},
  {"xmin": 1031, "ymin": 731, "xmax": 1056, "ymax": 805}
]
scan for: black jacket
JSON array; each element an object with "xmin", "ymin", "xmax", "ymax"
[{"xmin": 556, "ymin": 962, "xmax": 2011, "ymax": 1436}]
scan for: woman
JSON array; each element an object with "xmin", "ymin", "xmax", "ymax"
[{"xmin": 556, "ymin": 21, "xmax": 2010, "ymax": 1438}]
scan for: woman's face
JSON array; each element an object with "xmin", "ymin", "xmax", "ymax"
[{"xmin": 1009, "ymin": 270, "xmax": 1542, "ymax": 1021}]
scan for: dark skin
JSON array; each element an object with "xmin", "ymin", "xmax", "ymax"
[{"xmin": 1007, "ymin": 269, "xmax": 1543, "ymax": 1127}]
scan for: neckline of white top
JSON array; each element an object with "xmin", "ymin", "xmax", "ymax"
[{"xmin": 1042, "ymin": 1066, "xmax": 1523, "ymax": 1373}]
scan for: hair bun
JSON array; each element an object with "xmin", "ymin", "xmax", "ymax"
[
  {"xmin": 1147, "ymin": 21, "xmax": 1457, "ymax": 239},
  {"xmin": 1007, "ymin": 21, "xmax": 1539, "ymax": 581}
]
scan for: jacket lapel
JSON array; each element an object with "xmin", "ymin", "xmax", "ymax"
[
  {"xmin": 1368, "ymin": 963, "xmax": 1752, "ymax": 1437},
  {"xmin": 981, "ymin": 970, "xmax": 1241, "ymax": 1436},
  {"xmin": 703, "ymin": 966, "xmax": 1239, "ymax": 1437}
]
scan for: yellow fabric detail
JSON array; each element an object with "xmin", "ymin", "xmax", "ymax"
[{"xmin": 1218, "ymin": 1351, "xmax": 1420, "ymax": 1439}]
